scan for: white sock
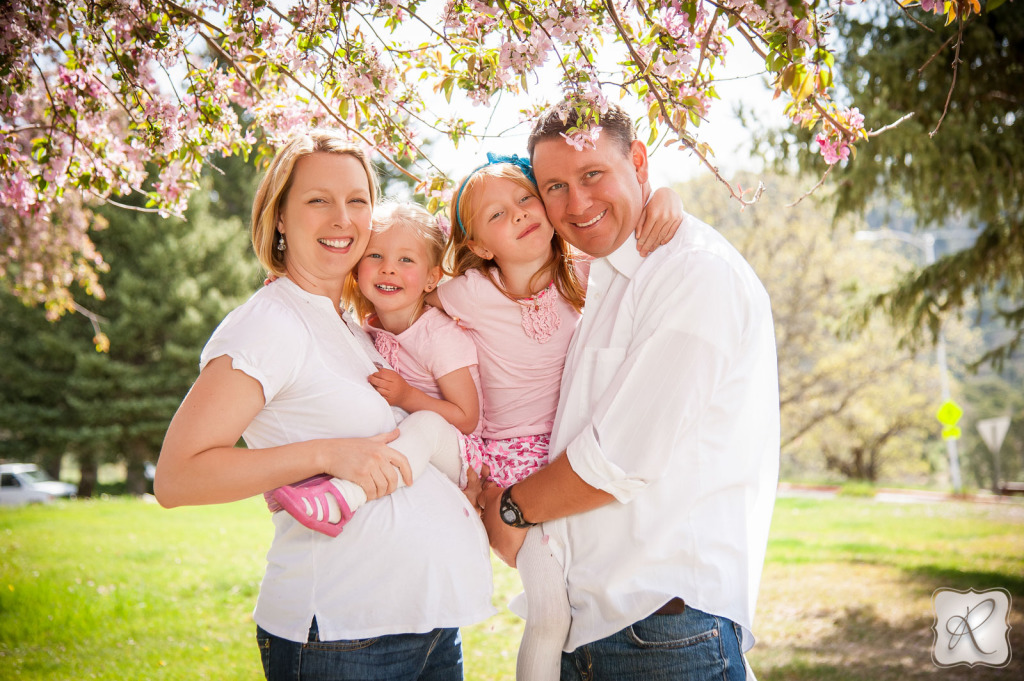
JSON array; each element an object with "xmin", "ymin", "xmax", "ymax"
[
  {"xmin": 313, "ymin": 411, "xmax": 459, "ymax": 524},
  {"xmin": 325, "ymin": 478, "xmax": 367, "ymax": 522},
  {"xmin": 516, "ymin": 528, "xmax": 571, "ymax": 681}
]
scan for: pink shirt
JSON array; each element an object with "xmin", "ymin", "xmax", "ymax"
[
  {"xmin": 437, "ymin": 268, "xmax": 583, "ymax": 440},
  {"xmin": 365, "ymin": 306, "xmax": 483, "ymax": 436}
]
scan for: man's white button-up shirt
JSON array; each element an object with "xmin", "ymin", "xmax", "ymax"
[{"xmin": 546, "ymin": 214, "xmax": 780, "ymax": 652}]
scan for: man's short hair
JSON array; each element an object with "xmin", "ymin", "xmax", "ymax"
[{"xmin": 527, "ymin": 100, "xmax": 636, "ymax": 160}]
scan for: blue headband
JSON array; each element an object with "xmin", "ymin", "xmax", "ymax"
[{"xmin": 453, "ymin": 152, "xmax": 536, "ymax": 235}]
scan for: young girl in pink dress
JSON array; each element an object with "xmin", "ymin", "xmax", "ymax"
[{"xmin": 269, "ymin": 201, "xmax": 484, "ymax": 533}]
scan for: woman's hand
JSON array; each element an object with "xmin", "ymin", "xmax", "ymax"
[
  {"xmin": 320, "ymin": 429, "xmax": 412, "ymax": 501},
  {"xmin": 636, "ymin": 186, "xmax": 685, "ymax": 256},
  {"xmin": 368, "ymin": 368, "xmax": 414, "ymax": 409}
]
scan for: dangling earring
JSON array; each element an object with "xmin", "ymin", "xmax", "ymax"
[{"xmin": 277, "ymin": 233, "xmax": 286, "ymax": 251}]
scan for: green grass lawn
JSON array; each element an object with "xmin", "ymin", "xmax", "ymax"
[{"xmin": 1, "ymin": 494, "xmax": 1021, "ymax": 680}]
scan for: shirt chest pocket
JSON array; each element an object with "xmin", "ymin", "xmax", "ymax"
[{"xmin": 581, "ymin": 347, "xmax": 627, "ymax": 402}]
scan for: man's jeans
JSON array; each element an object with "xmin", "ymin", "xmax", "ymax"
[
  {"xmin": 560, "ymin": 606, "xmax": 747, "ymax": 681},
  {"xmin": 256, "ymin": 618, "xmax": 463, "ymax": 681}
]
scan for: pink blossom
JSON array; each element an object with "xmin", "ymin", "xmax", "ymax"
[
  {"xmin": 561, "ymin": 126, "xmax": 602, "ymax": 151},
  {"xmin": 436, "ymin": 215, "xmax": 452, "ymax": 239},
  {"xmin": 662, "ymin": 4, "xmax": 691, "ymax": 36},
  {"xmin": 816, "ymin": 134, "xmax": 850, "ymax": 165}
]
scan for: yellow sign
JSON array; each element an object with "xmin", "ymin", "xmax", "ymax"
[
  {"xmin": 936, "ymin": 400, "xmax": 963, "ymax": 427},
  {"xmin": 942, "ymin": 425, "xmax": 962, "ymax": 440}
]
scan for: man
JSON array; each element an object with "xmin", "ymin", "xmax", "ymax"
[{"xmin": 479, "ymin": 101, "xmax": 780, "ymax": 680}]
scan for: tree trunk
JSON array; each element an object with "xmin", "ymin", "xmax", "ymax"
[
  {"xmin": 124, "ymin": 440, "xmax": 152, "ymax": 496},
  {"xmin": 77, "ymin": 451, "xmax": 98, "ymax": 498},
  {"xmin": 41, "ymin": 453, "xmax": 63, "ymax": 481},
  {"xmin": 125, "ymin": 459, "xmax": 148, "ymax": 495}
]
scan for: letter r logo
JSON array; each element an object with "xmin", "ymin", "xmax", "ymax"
[{"xmin": 932, "ymin": 588, "xmax": 1012, "ymax": 668}]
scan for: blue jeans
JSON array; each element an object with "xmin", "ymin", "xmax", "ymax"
[
  {"xmin": 560, "ymin": 606, "xmax": 746, "ymax": 681},
  {"xmin": 256, "ymin": 618, "xmax": 464, "ymax": 681}
]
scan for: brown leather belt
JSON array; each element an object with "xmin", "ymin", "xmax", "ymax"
[{"xmin": 653, "ymin": 597, "xmax": 686, "ymax": 616}]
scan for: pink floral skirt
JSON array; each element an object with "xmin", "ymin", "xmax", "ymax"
[{"xmin": 460, "ymin": 432, "xmax": 551, "ymax": 488}]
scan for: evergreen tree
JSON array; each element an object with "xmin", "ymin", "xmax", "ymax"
[
  {"xmin": 0, "ymin": 167, "xmax": 259, "ymax": 495},
  {"xmin": 768, "ymin": 2, "xmax": 1024, "ymax": 368},
  {"xmin": 0, "ymin": 288, "xmax": 88, "ymax": 478}
]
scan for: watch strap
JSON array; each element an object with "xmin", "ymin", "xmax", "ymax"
[{"xmin": 499, "ymin": 486, "xmax": 535, "ymax": 528}]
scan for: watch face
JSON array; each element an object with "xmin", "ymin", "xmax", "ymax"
[{"xmin": 502, "ymin": 508, "xmax": 517, "ymax": 523}]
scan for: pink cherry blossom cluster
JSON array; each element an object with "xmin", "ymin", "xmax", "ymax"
[
  {"xmin": 540, "ymin": 3, "xmax": 596, "ymax": 43},
  {"xmin": 816, "ymin": 107, "xmax": 867, "ymax": 165},
  {"xmin": 0, "ymin": 0, "xmax": 950, "ymax": 331}
]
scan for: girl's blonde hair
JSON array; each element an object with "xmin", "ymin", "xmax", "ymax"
[
  {"xmin": 251, "ymin": 129, "xmax": 380, "ymax": 277},
  {"xmin": 445, "ymin": 163, "xmax": 586, "ymax": 313},
  {"xmin": 345, "ymin": 200, "xmax": 448, "ymax": 321}
]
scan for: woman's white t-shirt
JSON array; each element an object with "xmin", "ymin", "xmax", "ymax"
[{"xmin": 200, "ymin": 278, "xmax": 494, "ymax": 642}]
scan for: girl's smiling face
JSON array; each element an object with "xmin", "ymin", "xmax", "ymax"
[
  {"xmin": 467, "ymin": 176, "xmax": 555, "ymax": 266},
  {"xmin": 357, "ymin": 222, "xmax": 441, "ymax": 323}
]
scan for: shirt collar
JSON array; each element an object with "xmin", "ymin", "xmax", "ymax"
[
  {"xmin": 278, "ymin": 276, "xmax": 347, "ymax": 316},
  {"xmin": 604, "ymin": 232, "xmax": 645, "ymax": 279},
  {"xmin": 601, "ymin": 193, "xmax": 654, "ymax": 279}
]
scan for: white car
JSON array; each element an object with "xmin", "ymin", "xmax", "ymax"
[{"xmin": 0, "ymin": 463, "xmax": 78, "ymax": 506}]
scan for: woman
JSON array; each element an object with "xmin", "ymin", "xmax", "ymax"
[{"xmin": 155, "ymin": 130, "xmax": 494, "ymax": 681}]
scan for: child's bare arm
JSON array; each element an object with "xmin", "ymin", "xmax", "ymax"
[
  {"xmin": 368, "ymin": 366, "xmax": 480, "ymax": 435},
  {"xmin": 636, "ymin": 186, "xmax": 685, "ymax": 256}
]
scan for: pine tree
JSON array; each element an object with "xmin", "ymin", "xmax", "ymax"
[
  {"xmin": 770, "ymin": 2, "xmax": 1024, "ymax": 368},
  {"xmin": 0, "ymin": 288, "xmax": 87, "ymax": 478},
  {"xmin": 0, "ymin": 166, "xmax": 259, "ymax": 495}
]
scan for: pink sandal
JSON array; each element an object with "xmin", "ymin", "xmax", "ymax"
[{"xmin": 270, "ymin": 474, "xmax": 353, "ymax": 538}]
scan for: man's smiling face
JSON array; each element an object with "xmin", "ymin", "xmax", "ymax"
[{"xmin": 531, "ymin": 134, "xmax": 649, "ymax": 258}]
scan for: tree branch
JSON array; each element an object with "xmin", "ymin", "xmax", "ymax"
[
  {"xmin": 602, "ymin": 0, "xmax": 759, "ymax": 205},
  {"xmin": 866, "ymin": 112, "xmax": 915, "ymax": 137},
  {"xmin": 273, "ymin": 63, "xmax": 420, "ymax": 184},
  {"xmin": 930, "ymin": 18, "xmax": 964, "ymax": 137},
  {"xmin": 786, "ymin": 164, "xmax": 833, "ymax": 207},
  {"xmin": 690, "ymin": 8, "xmax": 722, "ymax": 91}
]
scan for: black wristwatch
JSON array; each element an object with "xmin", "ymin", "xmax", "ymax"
[{"xmin": 499, "ymin": 486, "xmax": 535, "ymax": 528}]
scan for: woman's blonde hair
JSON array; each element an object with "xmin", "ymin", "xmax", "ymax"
[
  {"xmin": 251, "ymin": 129, "xmax": 380, "ymax": 277},
  {"xmin": 345, "ymin": 201, "xmax": 448, "ymax": 321},
  {"xmin": 445, "ymin": 163, "xmax": 585, "ymax": 313}
]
